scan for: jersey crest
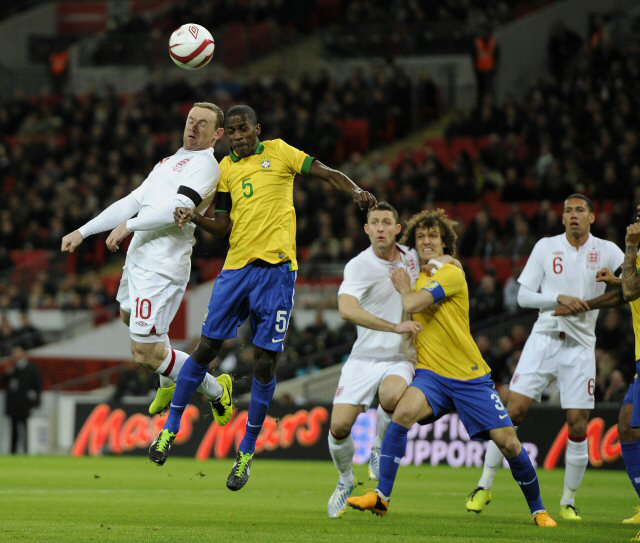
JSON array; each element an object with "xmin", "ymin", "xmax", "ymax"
[{"xmin": 587, "ymin": 249, "xmax": 601, "ymax": 266}]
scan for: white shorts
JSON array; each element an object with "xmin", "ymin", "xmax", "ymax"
[
  {"xmin": 333, "ymin": 357, "xmax": 415, "ymax": 409},
  {"xmin": 116, "ymin": 261, "xmax": 187, "ymax": 338},
  {"xmin": 510, "ymin": 331, "xmax": 595, "ymax": 409}
]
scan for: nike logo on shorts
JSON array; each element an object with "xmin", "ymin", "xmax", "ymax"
[
  {"xmin": 271, "ymin": 337, "xmax": 285, "ymax": 343},
  {"xmin": 499, "ymin": 413, "xmax": 509, "ymax": 419}
]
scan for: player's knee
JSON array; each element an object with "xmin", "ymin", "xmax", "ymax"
[
  {"xmin": 191, "ymin": 337, "xmax": 223, "ymax": 366},
  {"xmin": 567, "ymin": 418, "xmax": 588, "ymax": 439},
  {"xmin": 329, "ymin": 421, "xmax": 352, "ymax": 440},
  {"xmin": 254, "ymin": 348, "xmax": 277, "ymax": 383},
  {"xmin": 507, "ymin": 404, "xmax": 526, "ymax": 426},
  {"xmin": 495, "ymin": 433, "xmax": 521, "ymax": 458},
  {"xmin": 379, "ymin": 391, "xmax": 403, "ymax": 413}
]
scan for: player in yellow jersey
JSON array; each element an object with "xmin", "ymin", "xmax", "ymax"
[
  {"xmin": 148, "ymin": 105, "xmax": 376, "ymax": 489},
  {"xmin": 347, "ymin": 209, "xmax": 556, "ymax": 526},
  {"xmin": 573, "ymin": 222, "xmax": 640, "ymax": 539}
]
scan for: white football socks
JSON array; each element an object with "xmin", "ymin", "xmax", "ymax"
[
  {"xmin": 561, "ymin": 438, "xmax": 588, "ymax": 506},
  {"xmin": 373, "ymin": 404, "xmax": 392, "ymax": 449},
  {"xmin": 156, "ymin": 349, "xmax": 223, "ymax": 400},
  {"xmin": 478, "ymin": 439, "xmax": 504, "ymax": 489},
  {"xmin": 328, "ymin": 432, "xmax": 355, "ymax": 484}
]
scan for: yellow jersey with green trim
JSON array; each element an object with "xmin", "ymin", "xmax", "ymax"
[
  {"xmin": 218, "ymin": 139, "xmax": 314, "ymax": 270},
  {"xmin": 631, "ymin": 254, "xmax": 640, "ymax": 361},
  {"xmin": 413, "ymin": 265, "xmax": 491, "ymax": 379}
]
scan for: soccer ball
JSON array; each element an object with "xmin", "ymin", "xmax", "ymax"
[{"xmin": 168, "ymin": 23, "xmax": 215, "ymax": 70}]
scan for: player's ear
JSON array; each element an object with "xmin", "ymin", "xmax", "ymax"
[
  {"xmin": 364, "ymin": 223, "xmax": 370, "ymax": 235},
  {"xmin": 395, "ymin": 223, "xmax": 401, "ymax": 236},
  {"xmin": 589, "ymin": 212, "xmax": 595, "ymax": 225},
  {"xmin": 255, "ymin": 123, "xmax": 261, "ymax": 136}
]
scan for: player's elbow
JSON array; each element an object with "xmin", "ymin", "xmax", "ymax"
[{"xmin": 622, "ymin": 285, "xmax": 640, "ymax": 302}]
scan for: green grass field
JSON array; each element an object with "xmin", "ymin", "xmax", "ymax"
[{"xmin": 0, "ymin": 455, "xmax": 635, "ymax": 543}]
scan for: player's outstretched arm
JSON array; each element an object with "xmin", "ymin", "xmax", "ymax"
[
  {"xmin": 338, "ymin": 294, "xmax": 422, "ymax": 335},
  {"xmin": 622, "ymin": 222, "xmax": 640, "ymax": 302},
  {"xmin": 309, "ymin": 160, "xmax": 376, "ymax": 210}
]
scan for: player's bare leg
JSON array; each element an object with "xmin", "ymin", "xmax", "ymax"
[
  {"xmin": 559, "ymin": 408, "xmax": 589, "ymax": 520},
  {"xmin": 120, "ymin": 308, "xmax": 226, "ymax": 416},
  {"xmin": 468, "ymin": 391, "xmax": 533, "ymax": 512},
  {"xmin": 348, "ymin": 387, "xmax": 432, "ymax": 516},
  {"xmin": 327, "ymin": 403, "xmax": 361, "ymax": 518},
  {"xmin": 371, "ymin": 375, "xmax": 408, "ymax": 480}
]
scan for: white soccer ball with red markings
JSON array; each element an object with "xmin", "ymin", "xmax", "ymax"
[{"xmin": 169, "ymin": 23, "xmax": 215, "ymax": 70}]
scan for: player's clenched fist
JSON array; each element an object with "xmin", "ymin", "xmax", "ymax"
[
  {"xmin": 352, "ymin": 189, "xmax": 377, "ymax": 211},
  {"xmin": 174, "ymin": 207, "xmax": 195, "ymax": 229},
  {"xmin": 61, "ymin": 230, "xmax": 84, "ymax": 253},
  {"xmin": 106, "ymin": 223, "xmax": 131, "ymax": 252},
  {"xmin": 626, "ymin": 222, "xmax": 640, "ymax": 246}
]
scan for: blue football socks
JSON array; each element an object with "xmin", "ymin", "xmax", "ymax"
[
  {"xmin": 239, "ymin": 376, "xmax": 277, "ymax": 454},
  {"xmin": 164, "ymin": 355, "xmax": 208, "ymax": 434},
  {"xmin": 377, "ymin": 421, "xmax": 409, "ymax": 499},
  {"xmin": 506, "ymin": 448, "xmax": 544, "ymax": 514},
  {"xmin": 622, "ymin": 440, "xmax": 640, "ymax": 498}
]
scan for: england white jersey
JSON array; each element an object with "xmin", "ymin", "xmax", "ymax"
[
  {"xmin": 338, "ymin": 244, "xmax": 420, "ymax": 361},
  {"xmin": 518, "ymin": 233, "xmax": 624, "ymax": 349},
  {"xmin": 127, "ymin": 147, "xmax": 221, "ymax": 283}
]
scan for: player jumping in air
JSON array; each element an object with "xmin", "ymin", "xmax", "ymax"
[
  {"xmin": 61, "ymin": 102, "xmax": 234, "ymax": 426},
  {"xmin": 347, "ymin": 209, "xmax": 557, "ymax": 526},
  {"xmin": 150, "ymin": 105, "xmax": 376, "ymax": 491}
]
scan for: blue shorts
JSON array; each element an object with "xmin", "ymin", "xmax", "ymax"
[
  {"xmin": 411, "ymin": 369, "xmax": 512, "ymax": 440},
  {"xmin": 202, "ymin": 260, "xmax": 296, "ymax": 352},
  {"xmin": 623, "ymin": 362, "xmax": 640, "ymax": 428}
]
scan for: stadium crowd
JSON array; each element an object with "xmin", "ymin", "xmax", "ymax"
[{"xmin": 1, "ymin": 15, "xmax": 638, "ymax": 399}]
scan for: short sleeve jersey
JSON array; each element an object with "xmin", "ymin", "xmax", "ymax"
[
  {"xmin": 127, "ymin": 147, "xmax": 221, "ymax": 282},
  {"xmin": 217, "ymin": 139, "xmax": 314, "ymax": 271},
  {"xmin": 338, "ymin": 245, "xmax": 420, "ymax": 362},
  {"xmin": 413, "ymin": 265, "xmax": 490, "ymax": 380},
  {"xmin": 518, "ymin": 233, "xmax": 624, "ymax": 349}
]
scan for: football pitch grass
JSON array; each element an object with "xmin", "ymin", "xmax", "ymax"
[{"xmin": 0, "ymin": 455, "xmax": 635, "ymax": 543}]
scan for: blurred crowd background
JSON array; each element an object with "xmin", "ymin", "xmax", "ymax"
[{"xmin": 1, "ymin": 0, "xmax": 638, "ymax": 404}]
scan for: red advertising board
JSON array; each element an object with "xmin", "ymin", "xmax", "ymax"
[{"xmin": 71, "ymin": 400, "xmax": 624, "ymax": 469}]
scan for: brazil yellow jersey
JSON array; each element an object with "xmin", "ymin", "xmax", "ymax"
[
  {"xmin": 218, "ymin": 139, "xmax": 314, "ymax": 270},
  {"xmin": 413, "ymin": 265, "xmax": 491, "ymax": 380},
  {"xmin": 631, "ymin": 255, "xmax": 640, "ymax": 361}
]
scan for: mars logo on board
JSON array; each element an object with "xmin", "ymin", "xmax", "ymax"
[{"xmin": 72, "ymin": 403, "xmax": 329, "ymax": 458}]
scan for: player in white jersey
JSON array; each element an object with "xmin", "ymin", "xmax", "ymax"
[
  {"xmin": 466, "ymin": 194, "xmax": 624, "ymax": 520},
  {"xmin": 60, "ymin": 103, "xmax": 233, "ymax": 424},
  {"xmin": 327, "ymin": 202, "xmax": 423, "ymax": 518}
]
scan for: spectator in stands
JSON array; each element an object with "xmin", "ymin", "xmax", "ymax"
[
  {"xmin": 16, "ymin": 313, "xmax": 43, "ymax": 351},
  {"xmin": 2, "ymin": 346, "xmax": 42, "ymax": 454},
  {"xmin": 470, "ymin": 273, "xmax": 503, "ymax": 321},
  {"xmin": 602, "ymin": 369, "xmax": 627, "ymax": 403},
  {"xmin": 112, "ymin": 362, "xmax": 155, "ymax": 402}
]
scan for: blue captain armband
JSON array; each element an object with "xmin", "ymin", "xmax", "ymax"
[{"xmin": 423, "ymin": 280, "xmax": 446, "ymax": 302}]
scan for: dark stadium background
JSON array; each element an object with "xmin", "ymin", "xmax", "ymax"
[{"xmin": 0, "ymin": 0, "xmax": 638, "ymax": 469}]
